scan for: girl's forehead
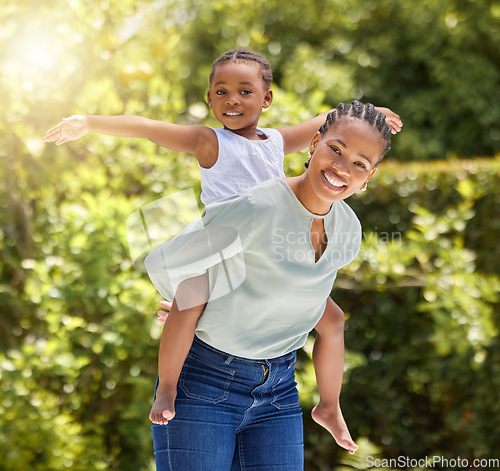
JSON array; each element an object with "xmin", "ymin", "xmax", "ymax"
[{"xmin": 212, "ymin": 61, "xmax": 263, "ymax": 80}]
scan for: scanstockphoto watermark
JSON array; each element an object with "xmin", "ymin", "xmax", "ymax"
[
  {"xmin": 366, "ymin": 455, "xmax": 500, "ymax": 469},
  {"xmin": 271, "ymin": 228, "xmax": 402, "ymax": 264}
]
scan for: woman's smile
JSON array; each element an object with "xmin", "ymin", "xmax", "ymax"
[{"xmin": 321, "ymin": 171, "xmax": 347, "ymax": 190}]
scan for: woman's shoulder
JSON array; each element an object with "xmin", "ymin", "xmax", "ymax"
[
  {"xmin": 245, "ymin": 177, "xmax": 286, "ymax": 202},
  {"xmin": 330, "ymin": 200, "xmax": 362, "ymax": 234},
  {"xmin": 336, "ymin": 199, "xmax": 360, "ymax": 219},
  {"xmin": 203, "ymin": 178, "xmax": 289, "ymax": 225}
]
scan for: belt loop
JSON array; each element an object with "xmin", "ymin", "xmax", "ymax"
[{"xmin": 225, "ymin": 355, "xmax": 234, "ymax": 365}]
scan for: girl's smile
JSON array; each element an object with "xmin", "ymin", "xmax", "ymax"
[{"xmin": 207, "ymin": 61, "xmax": 273, "ymax": 140}]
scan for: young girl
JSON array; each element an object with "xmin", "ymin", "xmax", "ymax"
[
  {"xmin": 145, "ymin": 100, "xmax": 393, "ymax": 470},
  {"xmin": 43, "ymin": 50, "xmax": 402, "ymax": 455}
]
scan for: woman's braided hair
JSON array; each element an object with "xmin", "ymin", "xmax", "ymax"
[
  {"xmin": 209, "ymin": 49, "xmax": 273, "ymax": 88},
  {"xmin": 319, "ymin": 100, "xmax": 392, "ymax": 161}
]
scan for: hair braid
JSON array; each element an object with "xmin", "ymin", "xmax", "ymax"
[
  {"xmin": 209, "ymin": 49, "xmax": 273, "ymax": 88},
  {"xmin": 318, "ymin": 100, "xmax": 392, "ymax": 162}
]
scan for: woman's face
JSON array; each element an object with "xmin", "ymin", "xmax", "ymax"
[{"xmin": 307, "ymin": 118, "xmax": 385, "ymax": 206}]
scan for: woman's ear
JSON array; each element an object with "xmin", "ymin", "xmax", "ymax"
[{"xmin": 365, "ymin": 167, "xmax": 378, "ymax": 186}]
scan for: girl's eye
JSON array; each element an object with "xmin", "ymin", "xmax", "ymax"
[
  {"xmin": 355, "ymin": 162, "xmax": 367, "ymax": 169},
  {"xmin": 329, "ymin": 146, "xmax": 341, "ymax": 155},
  {"xmin": 241, "ymin": 89, "xmax": 252, "ymax": 95},
  {"xmin": 216, "ymin": 90, "xmax": 226, "ymax": 95}
]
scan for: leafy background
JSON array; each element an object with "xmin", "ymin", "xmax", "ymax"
[{"xmin": 1, "ymin": 0, "xmax": 499, "ymax": 469}]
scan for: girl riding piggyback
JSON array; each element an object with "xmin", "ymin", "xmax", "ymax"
[{"xmin": 43, "ymin": 49, "xmax": 403, "ymax": 455}]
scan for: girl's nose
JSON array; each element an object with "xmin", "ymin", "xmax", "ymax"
[{"xmin": 226, "ymin": 94, "xmax": 240, "ymax": 105}]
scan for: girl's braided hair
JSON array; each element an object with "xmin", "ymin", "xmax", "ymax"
[
  {"xmin": 209, "ymin": 49, "xmax": 273, "ymax": 88},
  {"xmin": 319, "ymin": 100, "xmax": 392, "ymax": 161}
]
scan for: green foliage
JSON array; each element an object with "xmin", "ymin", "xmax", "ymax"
[{"xmin": 1, "ymin": 0, "xmax": 499, "ymax": 470}]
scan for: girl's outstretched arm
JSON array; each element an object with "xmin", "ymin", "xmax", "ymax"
[
  {"xmin": 278, "ymin": 106, "xmax": 402, "ymax": 155},
  {"xmin": 42, "ymin": 115, "xmax": 218, "ymax": 168}
]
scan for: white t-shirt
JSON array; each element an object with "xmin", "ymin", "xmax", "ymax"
[
  {"xmin": 145, "ymin": 178, "xmax": 361, "ymax": 359},
  {"xmin": 198, "ymin": 127, "xmax": 285, "ymax": 206}
]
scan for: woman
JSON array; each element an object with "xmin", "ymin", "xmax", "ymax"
[{"xmin": 145, "ymin": 100, "xmax": 392, "ymax": 470}]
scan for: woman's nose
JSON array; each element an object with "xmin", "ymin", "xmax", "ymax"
[{"xmin": 332, "ymin": 158, "xmax": 349, "ymax": 176}]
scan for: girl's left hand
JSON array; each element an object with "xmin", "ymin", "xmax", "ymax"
[
  {"xmin": 375, "ymin": 107, "xmax": 403, "ymax": 134},
  {"xmin": 157, "ymin": 300, "xmax": 172, "ymax": 323}
]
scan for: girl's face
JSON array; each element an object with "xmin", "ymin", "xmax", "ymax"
[
  {"xmin": 207, "ymin": 61, "xmax": 273, "ymax": 139},
  {"xmin": 307, "ymin": 119, "xmax": 385, "ymax": 210}
]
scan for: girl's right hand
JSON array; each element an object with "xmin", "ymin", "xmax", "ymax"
[
  {"xmin": 42, "ymin": 115, "xmax": 89, "ymax": 145},
  {"xmin": 157, "ymin": 300, "xmax": 172, "ymax": 324}
]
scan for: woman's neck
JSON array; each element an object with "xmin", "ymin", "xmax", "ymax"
[{"xmin": 285, "ymin": 176, "xmax": 332, "ymax": 216}]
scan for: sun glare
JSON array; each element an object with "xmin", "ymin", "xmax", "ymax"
[
  {"xmin": 13, "ymin": 32, "xmax": 60, "ymax": 73},
  {"xmin": 20, "ymin": 36, "xmax": 57, "ymax": 70},
  {"xmin": 4, "ymin": 25, "xmax": 65, "ymax": 91}
]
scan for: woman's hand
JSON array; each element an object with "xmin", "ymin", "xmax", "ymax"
[
  {"xmin": 157, "ymin": 300, "xmax": 172, "ymax": 323},
  {"xmin": 43, "ymin": 115, "xmax": 89, "ymax": 145}
]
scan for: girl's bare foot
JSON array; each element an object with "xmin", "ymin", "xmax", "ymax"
[
  {"xmin": 149, "ymin": 390, "xmax": 176, "ymax": 425},
  {"xmin": 311, "ymin": 403, "xmax": 358, "ymax": 454}
]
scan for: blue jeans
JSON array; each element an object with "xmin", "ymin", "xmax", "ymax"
[{"xmin": 152, "ymin": 336, "xmax": 304, "ymax": 471}]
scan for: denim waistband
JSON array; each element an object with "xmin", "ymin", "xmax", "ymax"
[{"xmin": 192, "ymin": 336, "xmax": 297, "ymax": 366}]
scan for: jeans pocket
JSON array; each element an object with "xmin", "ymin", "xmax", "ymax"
[
  {"xmin": 179, "ymin": 354, "xmax": 235, "ymax": 404},
  {"xmin": 271, "ymin": 368, "xmax": 301, "ymax": 410}
]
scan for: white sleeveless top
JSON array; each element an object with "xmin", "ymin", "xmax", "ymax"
[{"xmin": 198, "ymin": 127, "xmax": 285, "ymax": 206}]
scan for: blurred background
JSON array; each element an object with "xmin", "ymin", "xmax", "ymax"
[{"xmin": 1, "ymin": 0, "xmax": 499, "ymax": 469}]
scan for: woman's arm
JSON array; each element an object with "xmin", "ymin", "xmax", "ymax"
[{"xmin": 43, "ymin": 115, "xmax": 219, "ymax": 168}]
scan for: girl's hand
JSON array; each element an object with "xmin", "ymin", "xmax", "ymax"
[
  {"xmin": 374, "ymin": 107, "xmax": 403, "ymax": 134},
  {"xmin": 42, "ymin": 115, "xmax": 89, "ymax": 145},
  {"xmin": 157, "ymin": 300, "xmax": 172, "ymax": 324}
]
